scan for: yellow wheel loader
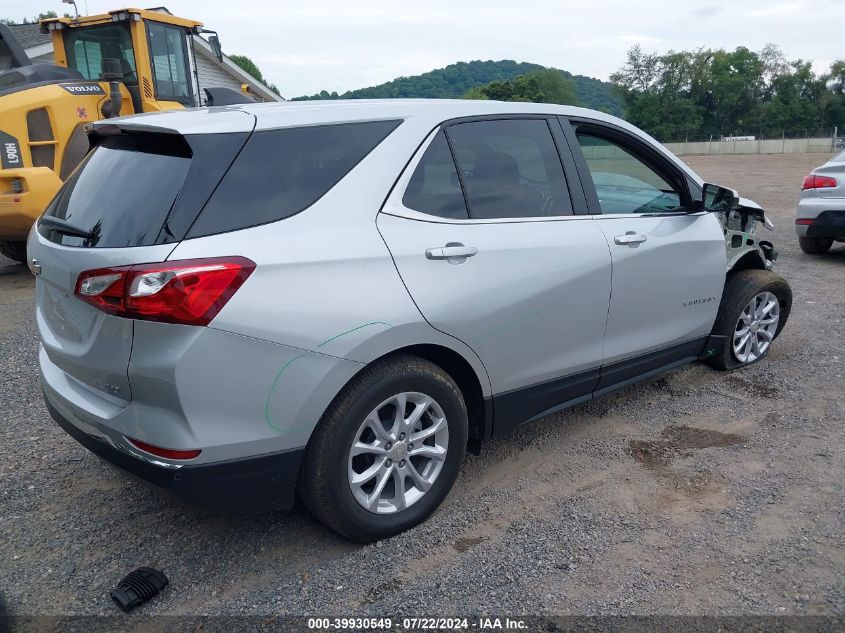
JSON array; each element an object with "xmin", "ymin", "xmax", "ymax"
[{"xmin": 0, "ymin": 9, "xmax": 254, "ymax": 263}]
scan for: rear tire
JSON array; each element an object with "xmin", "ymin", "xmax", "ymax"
[
  {"xmin": 798, "ymin": 236, "xmax": 833, "ymax": 254},
  {"xmin": 0, "ymin": 240, "xmax": 27, "ymax": 264},
  {"xmin": 300, "ymin": 354, "xmax": 467, "ymax": 542},
  {"xmin": 706, "ymin": 270, "xmax": 792, "ymax": 371}
]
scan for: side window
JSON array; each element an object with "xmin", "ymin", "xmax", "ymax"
[
  {"xmin": 147, "ymin": 22, "xmax": 191, "ymax": 104},
  {"xmin": 402, "ymin": 131, "xmax": 468, "ymax": 219},
  {"xmin": 445, "ymin": 119, "xmax": 573, "ymax": 219},
  {"xmin": 576, "ymin": 133, "xmax": 683, "ymax": 214},
  {"xmin": 189, "ymin": 120, "xmax": 401, "ymax": 238}
]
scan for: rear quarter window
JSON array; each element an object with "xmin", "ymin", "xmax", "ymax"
[{"xmin": 187, "ymin": 119, "xmax": 402, "ymax": 238}]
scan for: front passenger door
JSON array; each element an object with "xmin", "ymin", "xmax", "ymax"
[{"xmin": 569, "ymin": 124, "xmax": 726, "ymax": 386}]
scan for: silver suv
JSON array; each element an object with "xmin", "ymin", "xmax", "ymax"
[
  {"xmin": 794, "ymin": 149, "xmax": 845, "ymax": 254},
  {"xmin": 28, "ymin": 100, "xmax": 792, "ymax": 541}
]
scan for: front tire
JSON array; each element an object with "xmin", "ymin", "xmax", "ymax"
[
  {"xmin": 798, "ymin": 236, "xmax": 833, "ymax": 254},
  {"xmin": 706, "ymin": 270, "xmax": 792, "ymax": 371},
  {"xmin": 300, "ymin": 354, "xmax": 468, "ymax": 542}
]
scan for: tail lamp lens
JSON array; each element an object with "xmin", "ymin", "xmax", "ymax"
[
  {"xmin": 801, "ymin": 175, "xmax": 837, "ymax": 190},
  {"xmin": 74, "ymin": 256, "xmax": 255, "ymax": 326}
]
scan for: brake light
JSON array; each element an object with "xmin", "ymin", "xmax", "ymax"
[
  {"xmin": 801, "ymin": 175, "xmax": 837, "ymax": 190},
  {"xmin": 795, "ymin": 218, "xmax": 814, "ymax": 225},
  {"xmin": 75, "ymin": 256, "xmax": 255, "ymax": 326},
  {"xmin": 127, "ymin": 437, "xmax": 202, "ymax": 460}
]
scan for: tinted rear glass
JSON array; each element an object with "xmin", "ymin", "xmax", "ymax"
[
  {"xmin": 403, "ymin": 130, "xmax": 468, "ymax": 219},
  {"xmin": 187, "ymin": 120, "xmax": 401, "ymax": 238},
  {"xmin": 40, "ymin": 134, "xmax": 190, "ymax": 248},
  {"xmin": 445, "ymin": 119, "xmax": 573, "ymax": 219}
]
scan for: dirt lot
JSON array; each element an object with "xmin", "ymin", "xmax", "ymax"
[{"xmin": 0, "ymin": 153, "xmax": 842, "ymax": 619}]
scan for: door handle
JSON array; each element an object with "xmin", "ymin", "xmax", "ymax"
[
  {"xmin": 614, "ymin": 232, "xmax": 648, "ymax": 245},
  {"xmin": 425, "ymin": 243, "xmax": 478, "ymax": 262}
]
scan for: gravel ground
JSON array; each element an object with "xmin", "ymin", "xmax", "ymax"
[{"xmin": 0, "ymin": 152, "xmax": 842, "ymax": 618}]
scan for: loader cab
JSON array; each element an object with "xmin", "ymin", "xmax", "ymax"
[{"xmin": 42, "ymin": 8, "xmax": 202, "ymax": 113}]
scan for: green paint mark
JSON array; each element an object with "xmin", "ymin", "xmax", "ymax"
[
  {"xmin": 317, "ymin": 321, "xmax": 395, "ymax": 348},
  {"xmin": 264, "ymin": 354, "xmax": 305, "ymax": 431},
  {"xmin": 472, "ymin": 312, "xmax": 541, "ymax": 344},
  {"xmin": 264, "ymin": 321, "xmax": 395, "ymax": 432}
]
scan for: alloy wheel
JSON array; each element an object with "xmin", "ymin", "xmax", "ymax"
[
  {"xmin": 347, "ymin": 392, "xmax": 449, "ymax": 514},
  {"xmin": 733, "ymin": 291, "xmax": 780, "ymax": 364}
]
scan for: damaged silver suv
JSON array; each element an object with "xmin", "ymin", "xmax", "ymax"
[{"xmin": 29, "ymin": 100, "xmax": 791, "ymax": 541}]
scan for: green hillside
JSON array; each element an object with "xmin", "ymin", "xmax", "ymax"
[{"xmin": 292, "ymin": 60, "xmax": 624, "ymax": 116}]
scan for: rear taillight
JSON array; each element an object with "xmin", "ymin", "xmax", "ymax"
[
  {"xmin": 75, "ymin": 256, "xmax": 255, "ymax": 326},
  {"xmin": 795, "ymin": 218, "xmax": 814, "ymax": 225},
  {"xmin": 802, "ymin": 175, "xmax": 837, "ymax": 190},
  {"xmin": 127, "ymin": 437, "xmax": 202, "ymax": 460}
]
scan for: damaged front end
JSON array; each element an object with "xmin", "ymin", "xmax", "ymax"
[
  {"xmin": 719, "ymin": 198, "xmax": 778, "ymax": 272},
  {"xmin": 702, "ymin": 184, "xmax": 778, "ymax": 272}
]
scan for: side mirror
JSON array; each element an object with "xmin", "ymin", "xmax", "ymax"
[
  {"xmin": 699, "ymin": 183, "xmax": 740, "ymax": 213},
  {"xmin": 208, "ymin": 35, "xmax": 223, "ymax": 61}
]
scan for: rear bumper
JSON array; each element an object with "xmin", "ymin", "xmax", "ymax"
[
  {"xmin": 795, "ymin": 210, "xmax": 845, "ymax": 239},
  {"xmin": 45, "ymin": 395, "xmax": 305, "ymax": 513}
]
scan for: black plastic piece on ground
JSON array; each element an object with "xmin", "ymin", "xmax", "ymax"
[{"xmin": 110, "ymin": 567, "xmax": 169, "ymax": 613}]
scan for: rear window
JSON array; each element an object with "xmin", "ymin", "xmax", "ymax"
[
  {"xmin": 187, "ymin": 120, "xmax": 401, "ymax": 238},
  {"xmin": 40, "ymin": 134, "xmax": 191, "ymax": 248}
]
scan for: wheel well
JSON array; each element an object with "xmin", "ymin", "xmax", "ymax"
[
  {"xmin": 382, "ymin": 344, "xmax": 488, "ymax": 447},
  {"xmin": 729, "ymin": 251, "xmax": 766, "ymax": 275}
]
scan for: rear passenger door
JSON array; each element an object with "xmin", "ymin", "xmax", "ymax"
[
  {"xmin": 377, "ymin": 117, "xmax": 612, "ymax": 433},
  {"xmin": 565, "ymin": 119, "xmax": 726, "ymax": 386}
]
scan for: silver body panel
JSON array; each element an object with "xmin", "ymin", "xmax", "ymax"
[
  {"xmin": 377, "ymin": 210, "xmax": 611, "ymax": 394},
  {"xmin": 592, "ymin": 213, "xmax": 726, "ymax": 364},
  {"xmin": 32, "ymin": 99, "xmax": 768, "ymax": 480}
]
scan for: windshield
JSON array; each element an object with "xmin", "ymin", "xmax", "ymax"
[{"xmin": 64, "ymin": 23, "xmax": 137, "ymax": 83}]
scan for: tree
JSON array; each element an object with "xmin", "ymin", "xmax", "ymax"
[
  {"xmin": 610, "ymin": 44, "xmax": 845, "ymax": 140},
  {"xmin": 820, "ymin": 60, "xmax": 845, "ymax": 132},
  {"xmin": 462, "ymin": 86, "xmax": 488, "ymax": 100},
  {"xmin": 228, "ymin": 54, "xmax": 281, "ymax": 96},
  {"xmin": 291, "ymin": 60, "xmax": 618, "ymax": 113},
  {"xmin": 461, "ymin": 69, "xmax": 578, "ymax": 105},
  {"xmin": 530, "ymin": 68, "xmax": 578, "ymax": 105}
]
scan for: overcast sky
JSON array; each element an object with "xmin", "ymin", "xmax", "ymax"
[{"xmin": 3, "ymin": 0, "xmax": 843, "ymax": 98}]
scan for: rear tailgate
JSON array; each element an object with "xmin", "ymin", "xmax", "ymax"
[
  {"xmin": 30, "ymin": 236, "xmax": 175, "ymax": 404},
  {"xmin": 29, "ymin": 111, "xmax": 255, "ymax": 405}
]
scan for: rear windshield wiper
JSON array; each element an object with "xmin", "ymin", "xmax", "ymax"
[{"xmin": 39, "ymin": 216, "xmax": 94, "ymax": 240}]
